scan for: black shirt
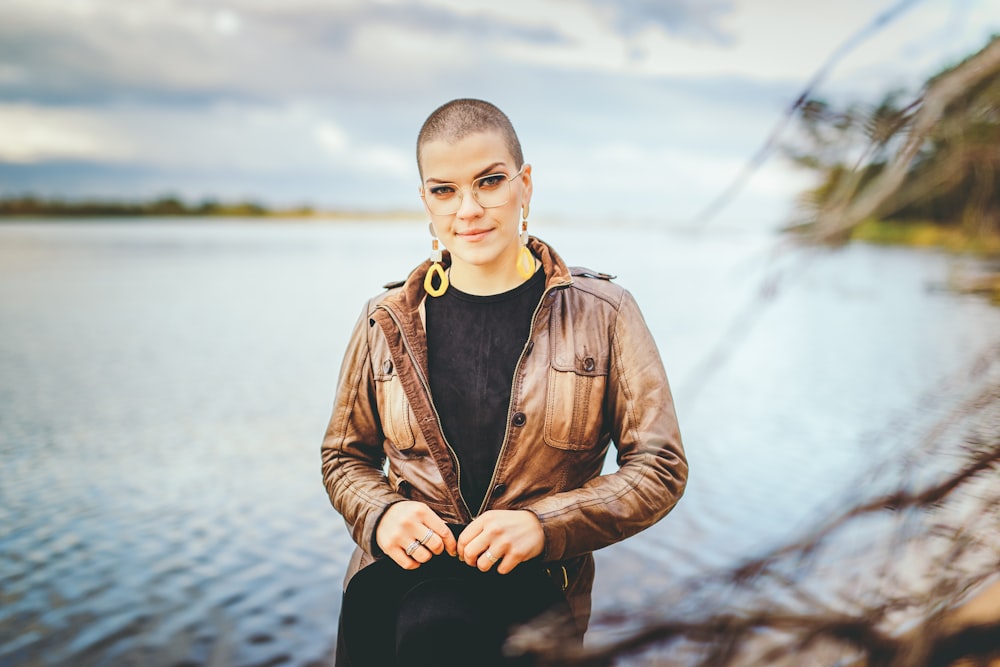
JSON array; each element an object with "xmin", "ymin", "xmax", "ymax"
[{"xmin": 425, "ymin": 269, "xmax": 546, "ymax": 514}]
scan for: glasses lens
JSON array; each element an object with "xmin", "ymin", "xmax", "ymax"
[
  {"xmin": 425, "ymin": 184, "xmax": 461, "ymax": 215},
  {"xmin": 473, "ymin": 174, "xmax": 511, "ymax": 209}
]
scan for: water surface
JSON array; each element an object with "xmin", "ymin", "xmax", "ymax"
[{"xmin": 1, "ymin": 219, "xmax": 997, "ymax": 666}]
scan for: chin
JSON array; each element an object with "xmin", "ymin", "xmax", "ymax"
[
  {"xmin": 448, "ymin": 236, "xmax": 518, "ymax": 271},
  {"xmin": 452, "ymin": 250, "xmax": 502, "ymax": 268}
]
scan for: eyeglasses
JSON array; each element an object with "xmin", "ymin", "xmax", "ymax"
[{"xmin": 421, "ymin": 164, "xmax": 526, "ymax": 216}]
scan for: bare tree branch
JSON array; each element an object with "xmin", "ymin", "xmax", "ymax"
[
  {"xmin": 692, "ymin": 0, "xmax": 926, "ymax": 226},
  {"xmin": 812, "ymin": 37, "xmax": 1000, "ymax": 241}
]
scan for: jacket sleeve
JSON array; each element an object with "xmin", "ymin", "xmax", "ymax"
[
  {"xmin": 321, "ymin": 302, "xmax": 407, "ymax": 554},
  {"xmin": 524, "ymin": 288, "xmax": 687, "ymax": 561}
]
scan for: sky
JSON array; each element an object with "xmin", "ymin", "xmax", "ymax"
[{"xmin": 0, "ymin": 0, "xmax": 998, "ymax": 226}]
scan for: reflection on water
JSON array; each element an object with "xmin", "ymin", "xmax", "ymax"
[{"xmin": 1, "ymin": 219, "xmax": 998, "ymax": 666}]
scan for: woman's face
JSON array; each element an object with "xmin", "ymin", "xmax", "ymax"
[{"xmin": 419, "ymin": 130, "xmax": 532, "ymax": 280}]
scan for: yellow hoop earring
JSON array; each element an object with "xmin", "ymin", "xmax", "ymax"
[
  {"xmin": 516, "ymin": 213, "xmax": 534, "ymax": 280},
  {"xmin": 517, "ymin": 246, "xmax": 534, "ymax": 280},
  {"xmin": 424, "ymin": 238, "xmax": 448, "ymax": 297}
]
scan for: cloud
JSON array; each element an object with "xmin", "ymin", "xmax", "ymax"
[
  {"xmin": 0, "ymin": 0, "xmax": 737, "ymax": 105},
  {"xmin": 595, "ymin": 0, "xmax": 735, "ymax": 41},
  {"xmin": 0, "ymin": 100, "xmax": 411, "ymax": 175},
  {"xmin": 314, "ymin": 119, "xmax": 410, "ymax": 176},
  {"xmin": 0, "ymin": 104, "xmax": 132, "ymax": 163},
  {"xmin": 212, "ymin": 9, "xmax": 242, "ymax": 36},
  {"xmin": 1, "ymin": 0, "xmax": 998, "ymax": 224},
  {"xmin": 315, "ymin": 122, "xmax": 349, "ymax": 155}
]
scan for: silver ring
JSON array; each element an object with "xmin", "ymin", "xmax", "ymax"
[
  {"xmin": 405, "ymin": 540, "xmax": 422, "ymax": 556},
  {"xmin": 484, "ymin": 550, "xmax": 500, "ymax": 563},
  {"xmin": 418, "ymin": 528, "xmax": 434, "ymax": 546}
]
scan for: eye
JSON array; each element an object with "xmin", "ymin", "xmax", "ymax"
[
  {"xmin": 476, "ymin": 174, "xmax": 506, "ymax": 190},
  {"xmin": 428, "ymin": 184, "xmax": 457, "ymax": 198}
]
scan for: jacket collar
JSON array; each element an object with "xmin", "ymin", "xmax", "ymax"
[
  {"xmin": 380, "ymin": 235, "xmax": 572, "ymax": 329},
  {"xmin": 375, "ymin": 236, "xmax": 571, "ymax": 398}
]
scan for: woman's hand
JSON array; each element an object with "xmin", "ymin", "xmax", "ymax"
[
  {"xmin": 457, "ymin": 510, "xmax": 545, "ymax": 575},
  {"xmin": 375, "ymin": 501, "xmax": 458, "ymax": 569}
]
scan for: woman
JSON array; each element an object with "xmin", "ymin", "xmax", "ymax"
[{"xmin": 321, "ymin": 98, "xmax": 687, "ymax": 666}]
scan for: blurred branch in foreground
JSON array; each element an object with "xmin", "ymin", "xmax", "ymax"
[
  {"xmin": 511, "ymin": 345, "xmax": 1000, "ymax": 666},
  {"xmin": 787, "ymin": 35, "xmax": 1000, "ymax": 249},
  {"xmin": 692, "ymin": 0, "xmax": 926, "ymax": 226}
]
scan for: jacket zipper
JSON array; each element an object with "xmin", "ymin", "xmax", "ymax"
[
  {"xmin": 379, "ymin": 304, "xmax": 474, "ymax": 520},
  {"xmin": 474, "ymin": 279, "xmax": 569, "ymax": 517}
]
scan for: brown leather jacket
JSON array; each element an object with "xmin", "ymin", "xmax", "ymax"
[{"xmin": 321, "ymin": 237, "xmax": 687, "ymax": 628}]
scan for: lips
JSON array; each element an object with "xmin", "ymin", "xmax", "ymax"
[{"xmin": 456, "ymin": 228, "xmax": 493, "ymax": 241}]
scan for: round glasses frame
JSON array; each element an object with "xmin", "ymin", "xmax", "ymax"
[{"xmin": 421, "ymin": 164, "xmax": 527, "ymax": 216}]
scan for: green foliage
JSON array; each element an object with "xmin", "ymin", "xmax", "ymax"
[
  {"xmin": 850, "ymin": 218, "xmax": 1000, "ymax": 255},
  {"xmin": 787, "ymin": 35, "xmax": 1000, "ymax": 247}
]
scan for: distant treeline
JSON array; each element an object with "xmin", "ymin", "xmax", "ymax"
[
  {"xmin": 0, "ymin": 195, "xmax": 425, "ymax": 220},
  {"xmin": 0, "ymin": 195, "xmax": 313, "ymax": 218}
]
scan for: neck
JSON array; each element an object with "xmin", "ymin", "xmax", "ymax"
[{"xmin": 448, "ymin": 257, "xmax": 534, "ymax": 296}]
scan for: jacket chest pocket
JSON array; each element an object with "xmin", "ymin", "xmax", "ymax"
[
  {"xmin": 374, "ymin": 359, "xmax": 417, "ymax": 451},
  {"xmin": 543, "ymin": 351, "xmax": 609, "ymax": 451}
]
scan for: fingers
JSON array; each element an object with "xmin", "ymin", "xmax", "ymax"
[
  {"xmin": 375, "ymin": 505, "xmax": 544, "ymax": 574},
  {"xmin": 374, "ymin": 501, "xmax": 457, "ymax": 570},
  {"xmin": 478, "ymin": 548, "xmax": 502, "ymax": 573},
  {"xmin": 464, "ymin": 528, "xmax": 517, "ymax": 573},
  {"xmin": 432, "ymin": 516, "xmax": 459, "ymax": 557},
  {"xmin": 457, "ymin": 510, "xmax": 545, "ymax": 575},
  {"xmin": 456, "ymin": 521, "xmax": 481, "ymax": 563},
  {"xmin": 406, "ymin": 537, "xmax": 435, "ymax": 564}
]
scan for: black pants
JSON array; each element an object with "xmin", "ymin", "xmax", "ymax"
[
  {"xmin": 334, "ymin": 589, "xmax": 542, "ymax": 667},
  {"xmin": 335, "ymin": 526, "xmax": 569, "ymax": 667}
]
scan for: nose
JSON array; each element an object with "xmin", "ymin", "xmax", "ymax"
[{"xmin": 455, "ymin": 187, "xmax": 484, "ymax": 220}]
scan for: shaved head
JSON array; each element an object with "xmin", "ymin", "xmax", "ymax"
[{"xmin": 417, "ymin": 99, "xmax": 524, "ymax": 177}]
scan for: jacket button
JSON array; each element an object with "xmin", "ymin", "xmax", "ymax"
[
  {"xmin": 382, "ymin": 359, "xmax": 393, "ymax": 374},
  {"xmin": 493, "ymin": 483, "xmax": 507, "ymax": 496},
  {"xmin": 583, "ymin": 357, "xmax": 595, "ymax": 372},
  {"xmin": 525, "ymin": 341, "xmax": 534, "ymax": 356},
  {"xmin": 511, "ymin": 412, "xmax": 527, "ymax": 427}
]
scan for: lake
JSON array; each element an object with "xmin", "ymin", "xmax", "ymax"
[{"xmin": 1, "ymin": 219, "xmax": 998, "ymax": 666}]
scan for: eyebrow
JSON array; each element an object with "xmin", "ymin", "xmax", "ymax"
[{"xmin": 424, "ymin": 161, "xmax": 508, "ymax": 185}]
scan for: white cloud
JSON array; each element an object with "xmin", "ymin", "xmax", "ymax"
[
  {"xmin": 349, "ymin": 22, "xmax": 465, "ymax": 74},
  {"xmin": 0, "ymin": 101, "xmax": 410, "ymax": 177},
  {"xmin": 315, "ymin": 122, "xmax": 349, "ymax": 155},
  {"xmin": 314, "ymin": 119, "xmax": 410, "ymax": 176},
  {"xmin": 213, "ymin": 9, "xmax": 242, "ymax": 36},
  {"xmin": 356, "ymin": 146, "xmax": 411, "ymax": 175},
  {"xmin": 0, "ymin": 104, "xmax": 132, "ymax": 163},
  {"xmin": 501, "ymin": 19, "xmax": 630, "ymax": 73}
]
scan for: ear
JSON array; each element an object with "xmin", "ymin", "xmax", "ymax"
[{"xmin": 520, "ymin": 163, "xmax": 533, "ymax": 211}]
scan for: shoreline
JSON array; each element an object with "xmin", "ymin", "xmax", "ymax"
[
  {"xmin": 849, "ymin": 219, "xmax": 1000, "ymax": 257},
  {"xmin": 0, "ymin": 210, "xmax": 425, "ymax": 222},
  {"xmin": 0, "ymin": 195, "xmax": 423, "ymax": 221}
]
